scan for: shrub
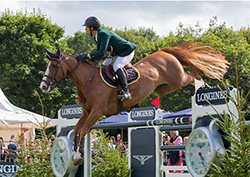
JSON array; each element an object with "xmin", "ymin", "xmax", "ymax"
[{"xmin": 91, "ymin": 130, "xmax": 131, "ymax": 177}]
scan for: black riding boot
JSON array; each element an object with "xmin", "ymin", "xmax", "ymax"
[{"xmin": 116, "ymin": 68, "xmax": 131, "ymax": 101}]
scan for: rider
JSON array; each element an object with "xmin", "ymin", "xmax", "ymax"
[{"xmin": 76, "ymin": 16, "xmax": 137, "ymax": 101}]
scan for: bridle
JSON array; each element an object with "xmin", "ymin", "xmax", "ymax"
[{"xmin": 43, "ymin": 55, "xmax": 82, "ymax": 91}]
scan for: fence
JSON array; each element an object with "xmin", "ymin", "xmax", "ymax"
[{"xmin": 56, "ymin": 86, "xmax": 239, "ymax": 177}]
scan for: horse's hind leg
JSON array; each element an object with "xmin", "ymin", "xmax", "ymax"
[
  {"xmin": 156, "ymin": 69, "xmax": 202, "ymax": 96},
  {"xmin": 177, "ymin": 69, "xmax": 203, "ymax": 88},
  {"xmin": 189, "ymin": 69, "xmax": 202, "ymax": 80},
  {"xmin": 155, "ymin": 84, "xmax": 177, "ymax": 96}
]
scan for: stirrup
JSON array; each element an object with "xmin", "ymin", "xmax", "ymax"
[{"xmin": 118, "ymin": 90, "xmax": 131, "ymax": 101}]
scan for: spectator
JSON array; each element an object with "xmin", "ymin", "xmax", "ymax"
[
  {"xmin": 115, "ymin": 139, "xmax": 126, "ymax": 155},
  {"xmin": 108, "ymin": 136, "xmax": 116, "ymax": 150},
  {"xmin": 114, "ymin": 133, "xmax": 122, "ymax": 147},
  {"xmin": 10, "ymin": 135, "xmax": 15, "ymax": 142},
  {"xmin": 0, "ymin": 137, "xmax": 6, "ymax": 161},
  {"xmin": 163, "ymin": 133, "xmax": 169, "ymax": 166},
  {"xmin": 116, "ymin": 134, "xmax": 121, "ymax": 145},
  {"xmin": 8, "ymin": 135, "xmax": 17, "ymax": 150},
  {"xmin": 115, "ymin": 134, "xmax": 126, "ymax": 154},
  {"xmin": 183, "ymin": 136, "xmax": 189, "ymax": 173},
  {"xmin": 18, "ymin": 133, "xmax": 26, "ymax": 149},
  {"xmin": 51, "ymin": 134, "xmax": 56, "ymax": 141},
  {"xmin": 6, "ymin": 135, "xmax": 17, "ymax": 162},
  {"xmin": 48, "ymin": 134, "xmax": 56, "ymax": 151},
  {"xmin": 166, "ymin": 131, "xmax": 183, "ymax": 173},
  {"xmin": 91, "ymin": 131, "xmax": 99, "ymax": 157},
  {"xmin": 163, "ymin": 133, "xmax": 169, "ymax": 145}
]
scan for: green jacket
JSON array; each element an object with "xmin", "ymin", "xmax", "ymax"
[{"xmin": 89, "ymin": 28, "xmax": 137, "ymax": 60}]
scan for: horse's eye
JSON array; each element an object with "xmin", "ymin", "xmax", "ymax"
[{"xmin": 52, "ymin": 64, "xmax": 58, "ymax": 68}]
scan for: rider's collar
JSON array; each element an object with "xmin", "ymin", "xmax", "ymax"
[{"xmin": 95, "ymin": 32, "xmax": 98, "ymax": 42}]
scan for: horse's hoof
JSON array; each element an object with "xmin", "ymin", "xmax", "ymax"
[{"xmin": 73, "ymin": 158, "xmax": 84, "ymax": 166}]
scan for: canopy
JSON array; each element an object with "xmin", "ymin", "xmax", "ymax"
[
  {"xmin": 163, "ymin": 108, "xmax": 191, "ymax": 119},
  {"xmin": 0, "ymin": 88, "xmax": 57, "ymax": 143},
  {"xmin": 99, "ymin": 110, "xmax": 175, "ymax": 124},
  {"xmin": 99, "ymin": 112, "xmax": 129, "ymax": 124}
]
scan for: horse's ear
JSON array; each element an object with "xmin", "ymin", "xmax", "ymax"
[
  {"xmin": 46, "ymin": 48, "xmax": 55, "ymax": 58},
  {"xmin": 46, "ymin": 54, "xmax": 51, "ymax": 60},
  {"xmin": 56, "ymin": 47, "xmax": 61, "ymax": 56}
]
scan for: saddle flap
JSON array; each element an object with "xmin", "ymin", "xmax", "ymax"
[
  {"xmin": 100, "ymin": 65, "xmax": 140, "ymax": 88},
  {"xmin": 103, "ymin": 65, "xmax": 116, "ymax": 81}
]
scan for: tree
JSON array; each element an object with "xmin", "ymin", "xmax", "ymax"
[
  {"xmin": 0, "ymin": 9, "xmax": 76, "ymax": 116},
  {"xmin": 1, "ymin": 11, "xmax": 250, "ymax": 116}
]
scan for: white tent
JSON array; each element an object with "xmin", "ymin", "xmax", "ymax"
[{"xmin": 0, "ymin": 88, "xmax": 57, "ymax": 143}]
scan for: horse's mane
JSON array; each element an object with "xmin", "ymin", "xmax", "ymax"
[{"xmin": 62, "ymin": 54, "xmax": 100, "ymax": 68}]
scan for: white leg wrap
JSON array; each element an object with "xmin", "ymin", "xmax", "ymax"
[
  {"xmin": 194, "ymin": 78, "xmax": 205, "ymax": 91},
  {"xmin": 74, "ymin": 146, "xmax": 82, "ymax": 160}
]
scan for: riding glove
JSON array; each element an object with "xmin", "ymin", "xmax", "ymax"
[{"xmin": 76, "ymin": 54, "xmax": 88, "ymax": 61}]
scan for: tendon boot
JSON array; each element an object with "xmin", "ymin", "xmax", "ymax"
[
  {"xmin": 116, "ymin": 68, "xmax": 132, "ymax": 101},
  {"xmin": 73, "ymin": 136, "xmax": 79, "ymax": 152}
]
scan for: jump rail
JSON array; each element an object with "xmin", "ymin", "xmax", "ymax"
[
  {"xmin": 91, "ymin": 116, "xmax": 191, "ymax": 130},
  {"xmin": 54, "ymin": 86, "xmax": 239, "ymax": 177}
]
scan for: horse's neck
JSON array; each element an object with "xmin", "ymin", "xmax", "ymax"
[{"xmin": 63, "ymin": 55, "xmax": 96, "ymax": 91}]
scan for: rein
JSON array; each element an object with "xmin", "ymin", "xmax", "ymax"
[
  {"xmin": 43, "ymin": 55, "xmax": 82, "ymax": 90},
  {"xmin": 84, "ymin": 64, "xmax": 95, "ymax": 89}
]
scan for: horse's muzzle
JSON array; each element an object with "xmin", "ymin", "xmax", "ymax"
[{"xmin": 40, "ymin": 81, "xmax": 49, "ymax": 93}]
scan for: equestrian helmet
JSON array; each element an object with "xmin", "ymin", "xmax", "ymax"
[{"xmin": 83, "ymin": 16, "xmax": 101, "ymax": 29}]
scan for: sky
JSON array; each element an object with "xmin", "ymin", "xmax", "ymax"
[{"xmin": 1, "ymin": 1, "xmax": 250, "ymax": 37}]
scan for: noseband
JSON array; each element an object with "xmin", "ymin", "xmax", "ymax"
[{"xmin": 43, "ymin": 55, "xmax": 82, "ymax": 90}]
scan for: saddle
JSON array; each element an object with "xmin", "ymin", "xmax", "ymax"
[{"xmin": 100, "ymin": 63, "xmax": 140, "ymax": 88}]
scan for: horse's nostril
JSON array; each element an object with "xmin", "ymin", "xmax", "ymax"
[
  {"xmin": 40, "ymin": 82, "xmax": 48, "ymax": 92},
  {"xmin": 42, "ymin": 85, "xmax": 47, "ymax": 90}
]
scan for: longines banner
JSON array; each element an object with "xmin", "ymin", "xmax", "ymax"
[
  {"xmin": 130, "ymin": 107, "xmax": 156, "ymax": 121},
  {"xmin": 195, "ymin": 86, "xmax": 233, "ymax": 106},
  {"xmin": 0, "ymin": 162, "xmax": 19, "ymax": 177},
  {"xmin": 60, "ymin": 104, "xmax": 82, "ymax": 119}
]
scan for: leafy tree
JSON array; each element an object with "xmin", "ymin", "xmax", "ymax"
[
  {"xmin": 1, "ymin": 10, "xmax": 250, "ymax": 116},
  {"xmin": 65, "ymin": 30, "xmax": 95, "ymax": 55},
  {"xmin": 0, "ymin": 9, "xmax": 76, "ymax": 116}
]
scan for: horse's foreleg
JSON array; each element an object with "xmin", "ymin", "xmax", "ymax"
[
  {"xmin": 74, "ymin": 108, "xmax": 103, "ymax": 166},
  {"xmin": 73, "ymin": 110, "xmax": 89, "ymax": 152}
]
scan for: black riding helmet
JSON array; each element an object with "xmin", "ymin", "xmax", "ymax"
[{"xmin": 83, "ymin": 16, "xmax": 101, "ymax": 30}]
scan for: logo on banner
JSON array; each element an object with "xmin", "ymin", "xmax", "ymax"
[
  {"xmin": 130, "ymin": 107, "xmax": 156, "ymax": 120},
  {"xmin": 60, "ymin": 104, "xmax": 82, "ymax": 119},
  {"xmin": 0, "ymin": 162, "xmax": 20, "ymax": 177},
  {"xmin": 133, "ymin": 155, "xmax": 153, "ymax": 165},
  {"xmin": 195, "ymin": 87, "xmax": 233, "ymax": 106}
]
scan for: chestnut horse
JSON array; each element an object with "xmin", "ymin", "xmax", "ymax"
[{"xmin": 40, "ymin": 42, "xmax": 229, "ymax": 165}]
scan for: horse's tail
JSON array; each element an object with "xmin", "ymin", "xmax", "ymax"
[{"xmin": 161, "ymin": 42, "xmax": 230, "ymax": 80}]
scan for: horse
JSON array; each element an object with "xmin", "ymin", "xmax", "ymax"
[{"xmin": 39, "ymin": 42, "xmax": 229, "ymax": 165}]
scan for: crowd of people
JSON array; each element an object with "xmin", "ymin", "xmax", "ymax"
[
  {"xmin": 0, "ymin": 135, "xmax": 20, "ymax": 162},
  {"xmin": 91, "ymin": 132, "xmax": 128, "ymax": 156},
  {"xmin": 1, "ymin": 130, "xmax": 188, "ymax": 174},
  {"xmin": 0, "ymin": 134, "xmax": 56, "ymax": 163}
]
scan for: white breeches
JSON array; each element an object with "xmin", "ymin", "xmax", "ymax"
[{"xmin": 102, "ymin": 51, "xmax": 135, "ymax": 72}]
